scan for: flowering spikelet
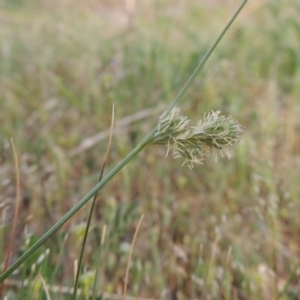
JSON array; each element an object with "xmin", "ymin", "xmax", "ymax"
[{"xmin": 153, "ymin": 107, "xmax": 243, "ymax": 168}]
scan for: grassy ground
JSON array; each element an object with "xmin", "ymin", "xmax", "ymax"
[{"xmin": 1, "ymin": 0, "xmax": 300, "ymax": 299}]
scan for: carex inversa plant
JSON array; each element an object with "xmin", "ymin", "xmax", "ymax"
[{"xmin": 0, "ymin": 0, "xmax": 247, "ymax": 284}]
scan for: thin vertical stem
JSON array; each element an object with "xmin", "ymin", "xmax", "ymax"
[{"xmin": 73, "ymin": 105, "xmax": 115, "ymax": 299}]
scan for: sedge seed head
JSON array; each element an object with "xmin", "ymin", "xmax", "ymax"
[{"xmin": 153, "ymin": 107, "xmax": 243, "ymax": 168}]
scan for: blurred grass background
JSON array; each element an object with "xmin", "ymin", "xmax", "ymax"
[{"xmin": 1, "ymin": 0, "xmax": 300, "ymax": 299}]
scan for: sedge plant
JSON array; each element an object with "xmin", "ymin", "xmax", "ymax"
[{"xmin": 0, "ymin": 0, "xmax": 247, "ymax": 285}]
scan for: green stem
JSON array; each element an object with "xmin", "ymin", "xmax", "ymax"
[
  {"xmin": 163, "ymin": 0, "xmax": 247, "ymax": 117},
  {"xmin": 72, "ymin": 166, "xmax": 105, "ymax": 300},
  {"xmin": 0, "ymin": 0, "xmax": 247, "ymax": 284},
  {"xmin": 0, "ymin": 129, "xmax": 155, "ymax": 283}
]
